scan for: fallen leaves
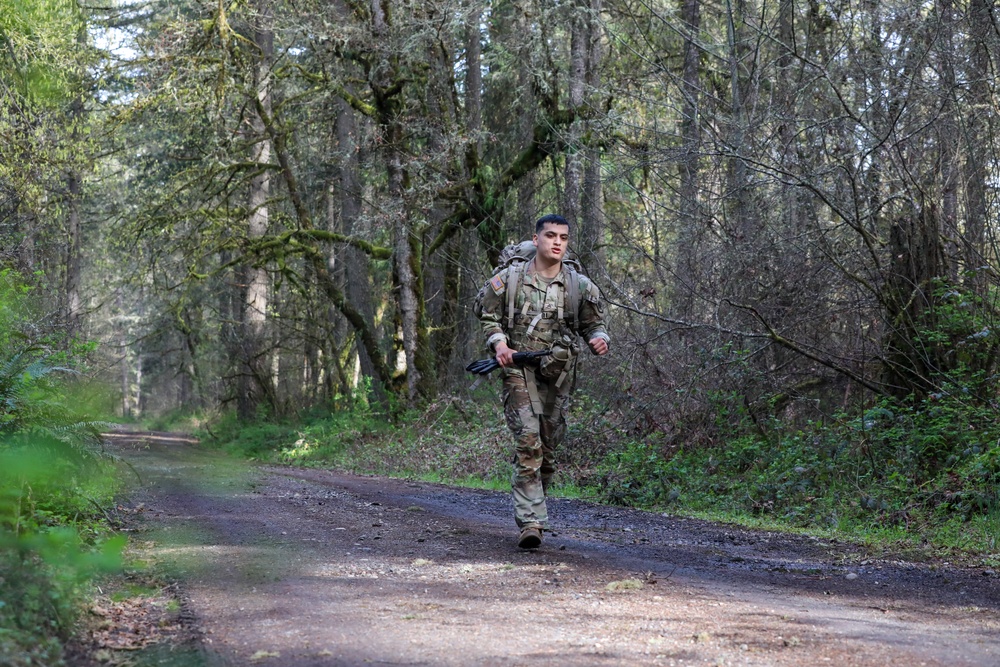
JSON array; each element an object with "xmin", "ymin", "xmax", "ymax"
[
  {"xmin": 73, "ymin": 577, "xmax": 191, "ymax": 662},
  {"xmin": 85, "ymin": 594, "xmax": 182, "ymax": 651}
]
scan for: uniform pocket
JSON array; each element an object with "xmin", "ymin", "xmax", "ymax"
[{"xmin": 537, "ymin": 338, "xmax": 575, "ymax": 381}]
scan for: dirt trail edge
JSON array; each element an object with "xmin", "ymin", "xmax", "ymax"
[{"xmin": 101, "ymin": 432, "xmax": 1000, "ymax": 667}]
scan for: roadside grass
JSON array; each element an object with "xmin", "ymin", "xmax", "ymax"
[
  {"xmin": 586, "ymin": 394, "xmax": 1000, "ymax": 561},
  {"xmin": 0, "ymin": 267, "xmax": 130, "ymax": 667},
  {"xmin": 1, "ymin": 442, "xmax": 125, "ymax": 667},
  {"xmin": 206, "ymin": 394, "xmax": 513, "ymax": 484},
  {"xmin": 203, "ymin": 388, "xmax": 1000, "ymax": 560}
]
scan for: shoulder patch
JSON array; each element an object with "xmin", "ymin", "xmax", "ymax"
[{"xmin": 490, "ymin": 274, "xmax": 505, "ymax": 294}]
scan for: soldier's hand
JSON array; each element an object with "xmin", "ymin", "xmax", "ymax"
[
  {"xmin": 495, "ymin": 341, "xmax": 517, "ymax": 367},
  {"xmin": 588, "ymin": 337, "xmax": 609, "ymax": 356}
]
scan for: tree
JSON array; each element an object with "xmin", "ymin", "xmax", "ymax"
[
  {"xmin": 238, "ymin": 0, "xmax": 277, "ymax": 419},
  {"xmin": 35, "ymin": 0, "xmax": 993, "ymax": 452},
  {"xmin": 0, "ymin": 0, "xmax": 93, "ymax": 329}
]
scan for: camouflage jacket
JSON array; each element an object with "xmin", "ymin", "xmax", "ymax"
[{"xmin": 477, "ymin": 260, "xmax": 609, "ymax": 355}]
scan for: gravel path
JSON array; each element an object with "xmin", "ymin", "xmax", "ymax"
[{"xmin": 95, "ymin": 432, "xmax": 1000, "ymax": 666}]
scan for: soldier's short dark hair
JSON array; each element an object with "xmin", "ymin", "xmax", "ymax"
[{"xmin": 535, "ymin": 214, "xmax": 570, "ymax": 234}]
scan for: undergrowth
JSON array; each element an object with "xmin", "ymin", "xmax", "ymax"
[
  {"xmin": 207, "ymin": 393, "xmax": 513, "ymax": 486},
  {"xmin": 594, "ymin": 391, "xmax": 1000, "ymax": 557},
  {"xmin": 0, "ymin": 440, "xmax": 124, "ymax": 667},
  {"xmin": 206, "ymin": 383, "xmax": 1000, "ymax": 557},
  {"xmin": 200, "ymin": 275, "xmax": 1000, "ymax": 558},
  {"xmin": 0, "ymin": 270, "xmax": 124, "ymax": 667}
]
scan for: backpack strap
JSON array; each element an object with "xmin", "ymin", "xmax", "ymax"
[
  {"xmin": 563, "ymin": 264, "xmax": 581, "ymax": 332},
  {"xmin": 506, "ymin": 261, "xmax": 524, "ymax": 331},
  {"xmin": 505, "ymin": 259, "xmax": 582, "ymax": 335}
]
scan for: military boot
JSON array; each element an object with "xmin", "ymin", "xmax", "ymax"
[{"xmin": 518, "ymin": 525, "xmax": 543, "ymax": 549}]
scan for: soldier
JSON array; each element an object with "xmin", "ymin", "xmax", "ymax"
[{"xmin": 477, "ymin": 214, "xmax": 610, "ymax": 549}]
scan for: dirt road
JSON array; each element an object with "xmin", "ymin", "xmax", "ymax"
[{"xmin": 95, "ymin": 432, "xmax": 1000, "ymax": 666}]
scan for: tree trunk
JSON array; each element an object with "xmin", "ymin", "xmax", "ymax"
[
  {"xmin": 64, "ymin": 167, "xmax": 82, "ymax": 333},
  {"xmin": 936, "ymin": 0, "xmax": 960, "ymax": 282},
  {"xmin": 390, "ymin": 148, "xmax": 422, "ymax": 403},
  {"xmin": 675, "ymin": 0, "xmax": 701, "ymax": 314},
  {"xmin": 430, "ymin": 8, "xmax": 482, "ymax": 379},
  {"xmin": 724, "ymin": 0, "xmax": 755, "ymax": 240},
  {"xmin": 882, "ymin": 205, "xmax": 946, "ymax": 398},
  {"xmin": 63, "ymin": 25, "xmax": 87, "ymax": 336},
  {"xmin": 860, "ymin": 0, "xmax": 884, "ymax": 242},
  {"xmin": 464, "ymin": 0, "xmax": 482, "ymax": 139},
  {"xmin": 335, "ymin": 100, "xmax": 379, "ymax": 396},
  {"xmin": 116, "ymin": 295, "xmax": 132, "ymax": 418},
  {"xmin": 580, "ymin": 0, "xmax": 604, "ymax": 271},
  {"xmin": 963, "ymin": 0, "xmax": 991, "ymax": 296},
  {"xmin": 371, "ymin": 0, "xmax": 425, "ymax": 404},
  {"xmin": 239, "ymin": 0, "xmax": 275, "ymax": 420},
  {"xmin": 562, "ymin": 0, "xmax": 586, "ymax": 228}
]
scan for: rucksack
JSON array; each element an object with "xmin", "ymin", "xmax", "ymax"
[{"xmin": 475, "ymin": 240, "xmax": 584, "ymax": 333}]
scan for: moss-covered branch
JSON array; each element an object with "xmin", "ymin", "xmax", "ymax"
[
  {"xmin": 245, "ymin": 229, "xmax": 391, "ymax": 260},
  {"xmin": 729, "ymin": 300, "xmax": 885, "ymax": 395},
  {"xmin": 426, "ymin": 108, "xmax": 577, "ymax": 257},
  {"xmin": 250, "ymin": 96, "xmax": 393, "ymax": 391}
]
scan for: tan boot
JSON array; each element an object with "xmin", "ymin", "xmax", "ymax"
[{"xmin": 518, "ymin": 526, "xmax": 542, "ymax": 549}]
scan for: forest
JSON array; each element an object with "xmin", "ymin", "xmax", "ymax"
[
  {"xmin": 3, "ymin": 0, "xmax": 1000, "ymax": 535},
  {"xmin": 3, "ymin": 0, "xmax": 1000, "ymax": 660}
]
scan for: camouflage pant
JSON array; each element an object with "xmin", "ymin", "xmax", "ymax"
[{"xmin": 502, "ymin": 369, "xmax": 570, "ymax": 529}]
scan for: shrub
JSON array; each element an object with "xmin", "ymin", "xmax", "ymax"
[
  {"xmin": 0, "ymin": 440, "xmax": 124, "ymax": 667},
  {"xmin": 0, "ymin": 270, "xmax": 122, "ymax": 666}
]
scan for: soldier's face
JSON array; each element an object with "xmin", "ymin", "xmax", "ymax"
[{"xmin": 533, "ymin": 222, "xmax": 570, "ymax": 263}]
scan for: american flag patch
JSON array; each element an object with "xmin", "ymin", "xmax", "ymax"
[{"xmin": 490, "ymin": 275, "xmax": 505, "ymax": 294}]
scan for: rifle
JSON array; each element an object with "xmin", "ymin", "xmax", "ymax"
[{"xmin": 466, "ymin": 349, "xmax": 552, "ymax": 388}]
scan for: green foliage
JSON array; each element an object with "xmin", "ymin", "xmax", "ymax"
[
  {"xmin": 589, "ymin": 433, "xmax": 675, "ymax": 507},
  {"xmin": 208, "ymin": 374, "xmax": 1000, "ymax": 554},
  {"xmin": 0, "ymin": 350, "xmax": 74, "ymax": 430},
  {"xmin": 206, "ymin": 395, "xmax": 512, "ymax": 484},
  {"xmin": 209, "ymin": 412, "xmax": 299, "ymax": 460},
  {"xmin": 0, "ymin": 440, "xmax": 124, "ymax": 667},
  {"xmin": 856, "ymin": 392, "xmax": 997, "ymax": 477},
  {"xmin": 0, "ymin": 270, "xmax": 123, "ymax": 666},
  {"xmin": 0, "ymin": 273, "xmax": 111, "ymax": 451},
  {"xmin": 142, "ymin": 407, "xmax": 208, "ymax": 433},
  {"xmin": 0, "ymin": 0, "xmax": 83, "ymax": 105},
  {"xmin": 586, "ymin": 389, "xmax": 1000, "ymax": 552},
  {"xmin": 575, "ymin": 285, "xmax": 1000, "ymax": 550},
  {"xmin": 920, "ymin": 280, "xmax": 996, "ymax": 386},
  {"xmin": 887, "ymin": 278, "xmax": 1000, "ymax": 401}
]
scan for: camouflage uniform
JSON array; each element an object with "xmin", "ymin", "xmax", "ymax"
[{"xmin": 478, "ymin": 260, "xmax": 609, "ymax": 530}]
